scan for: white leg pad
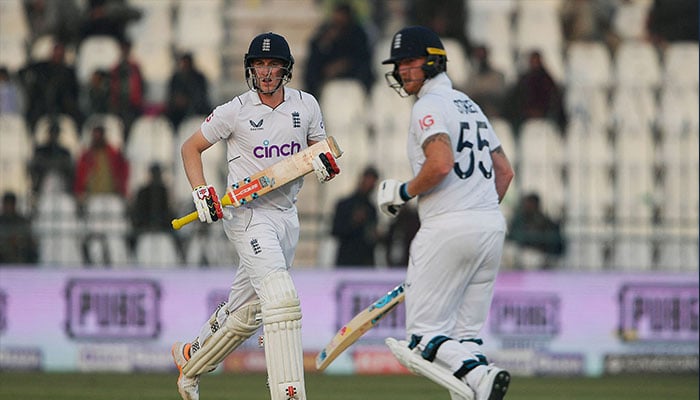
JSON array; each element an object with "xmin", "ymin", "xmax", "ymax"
[
  {"xmin": 386, "ymin": 338, "xmax": 474, "ymax": 400},
  {"xmin": 260, "ymin": 271, "xmax": 305, "ymax": 400},
  {"xmin": 183, "ymin": 300, "xmax": 262, "ymax": 377}
]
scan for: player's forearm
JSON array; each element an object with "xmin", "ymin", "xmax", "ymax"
[
  {"xmin": 406, "ymin": 133, "xmax": 453, "ymax": 197},
  {"xmin": 181, "ymin": 131, "xmax": 211, "ymax": 188},
  {"xmin": 406, "ymin": 161, "xmax": 450, "ymax": 197},
  {"xmin": 491, "ymin": 147, "xmax": 514, "ymax": 203}
]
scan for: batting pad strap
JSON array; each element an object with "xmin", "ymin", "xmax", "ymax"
[
  {"xmin": 422, "ymin": 335, "xmax": 452, "ymax": 362},
  {"xmin": 409, "ymin": 334, "xmax": 423, "ymax": 350},
  {"xmin": 182, "ymin": 300, "xmax": 262, "ymax": 377},
  {"xmin": 386, "ymin": 337, "xmax": 474, "ymax": 400},
  {"xmin": 453, "ymin": 355, "xmax": 488, "ymax": 380},
  {"xmin": 459, "ymin": 338, "xmax": 484, "ymax": 346}
]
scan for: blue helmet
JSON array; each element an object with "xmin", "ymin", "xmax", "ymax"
[
  {"xmin": 382, "ymin": 26, "xmax": 447, "ymax": 78},
  {"xmin": 244, "ymin": 32, "xmax": 294, "ymax": 92}
]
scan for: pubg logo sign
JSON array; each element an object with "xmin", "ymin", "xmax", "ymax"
[
  {"xmin": 65, "ymin": 279, "xmax": 161, "ymax": 340},
  {"xmin": 618, "ymin": 283, "xmax": 698, "ymax": 343}
]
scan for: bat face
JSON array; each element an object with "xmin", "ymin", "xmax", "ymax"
[{"xmin": 316, "ymin": 283, "xmax": 405, "ymax": 370}]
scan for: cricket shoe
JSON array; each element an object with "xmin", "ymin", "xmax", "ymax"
[
  {"xmin": 471, "ymin": 366, "xmax": 510, "ymax": 400},
  {"xmin": 172, "ymin": 342, "xmax": 200, "ymax": 400}
]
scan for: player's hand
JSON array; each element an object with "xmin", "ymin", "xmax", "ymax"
[
  {"xmin": 192, "ymin": 185, "xmax": 225, "ymax": 223},
  {"xmin": 377, "ymin": 179, "xmax": 413, "ymax": 217},
  {"xmin": 311, "ymin": 152, "xmax": 340, "ymax": 183}
]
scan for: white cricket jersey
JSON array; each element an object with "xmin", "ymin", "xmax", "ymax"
[
  {"xmin": 200, "ymin": 88, "xmax": 326, "ymax": 210},
  {"xmin": 408, "ymin": 73, "xmax": 502, "ymax": 219}
]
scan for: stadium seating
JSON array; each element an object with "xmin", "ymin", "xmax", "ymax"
[
  {"xmin": 613, "ymin": 40, "xmax": 661, "ymax": 89},
  {"xmin": 662, "ymin": 42, "xmax": 699, "ymax": 88},
  {"xmin": 83, "ymin": 194, "xmax": 131, "ymax": 267},
  {"xmin": 565, "ymin": 41, "xmax": 612, "ymax": 88},
  {"xmin": 34, "ymin": 114, "xmax": 82, "ymax": 159},
  {"xmin": 319, "ymin": 79, "xmax": 370, "ymax": 212},
  {"xmin": 1, "ymin": 0, "xmax": 697, "ymax": 270},
  {"xmin": 75, "ymin": 35, "xmax": 121, "ymax": 85},
  {"xmin": 367, "ymin": 81, "xmax": 413, "ymax": 183},
  {"xmin": 134, "ymin": 232, "xmax": 182, "ymax": 267},
  {"xmin": 33, "ymin": 192, "xmax": 84, "ymax": 266},
  {"xmin": 125, "ymin": 115, "xmax": 175, "ymax": 195},
  {"xmin": 565, "ymin": 119, "xmax": 613, "ymax": 229},
  {"xmin": 0, "ymin": 0, "xmax": 29, "ymax": 42},
  {"xmin": 441, "ymin": 38, "xmax": 471, "ymax": 90},
  {"xmin": 0, "ymin": 114, "xmax": 33, "ymax": 198},
  {"xmin": 172, "ymin": 115, "xmax": 226, "ymax": 210},
  {"xmin": 81, "ymin": 113, "xmax": 126, "ymax": 151},
  {"xmin": 611, "ymin": 0, "xmax": 654, "ymax": 41},
  {"xmin": 517, "ymin": 119, "xmax": 566, "ymax": 218},
  {"xmin": 0, "ymin": 37, "xmax": 27, "ymax": 73}
]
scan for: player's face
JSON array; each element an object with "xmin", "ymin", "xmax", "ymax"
[
  {"xmin": 396, "ymin": 57, "xmax": 427, "ymax": 94},
  {"xmin": 250, "ymin": 58, "xmax": 287, "ymax": 94}
]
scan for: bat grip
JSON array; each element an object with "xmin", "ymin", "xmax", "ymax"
[
  {"xmin": 171, "ymin": 211, "xmax": 199, "ymax": 230},
  {"xmin": 171, "ymin": 192, "xmax": 235, "ymax": 230}
]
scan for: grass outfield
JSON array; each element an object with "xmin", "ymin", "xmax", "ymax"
[{"xmin": 0, "ymin": 372, "xmax": 697, "ymax": 400}]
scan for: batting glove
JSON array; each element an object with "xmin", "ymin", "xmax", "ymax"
[
  {"xmin": 311, "ymin": 152, "xmax": 340, "ymax": 183},
  {"xmin": 377, "ymin": 179, "xmax": 414, "ymax": 217},
  {"xmin": 192, "ymin": 185, "xmax": 225, "ymax": 223}
]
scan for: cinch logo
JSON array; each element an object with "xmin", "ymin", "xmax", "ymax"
[{"xmin": 253, "ymin": 139, "xmax": 302, "ymax": 158}]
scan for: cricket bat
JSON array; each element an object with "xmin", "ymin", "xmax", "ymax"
[
  {"xmin": 315, "ymin": 282, "xmax": 405, "ymax": 371},
  {"xmin": 172, "ymin": 136, "xmax": 343, "ymax": 230}
]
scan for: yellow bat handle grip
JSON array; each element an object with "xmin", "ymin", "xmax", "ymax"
[
  {"xmin": 171, "ymin": 211, "xmax": 199, "ymax": 230},
  {"xmin": 171, "ymin": 192, "xmax": 235, "ymax": 230}
]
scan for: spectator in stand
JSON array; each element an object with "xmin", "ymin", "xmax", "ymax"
[
  {"xmin": 466, "ymin": 45, "xmax": 507, "ymax": 119},
  {"xmin": 108, "ymin": 39, "xmax": 144, "ymax": 137},
  {"xmin": 304, "ymin": 2, "xmax": 374, "ymax": 98},
  {"xmin": 507, "ymin": 192, "xmax": 565, "ymax": 270},
  {"xmin": 560, "ymin": 0, "xmax": 616, "ymax": 43},
  {"xmin": 79, "ymin": 0, "xmax": 141, "ymax": 43},
  {"xmin": 331, "ymin": 165, "xmax": 379, "ymax": 267},
  {"xmin": 23, "ymin": 0, "xmax": 83, "ymax": 46},
  {"xmin": 407, "ymin": 0, "xmax": 471, "ymax": 55},
  {"xmin": 28, "ymin": 121, "xmax": 74, "ymax": 195},
  {"xmin": 74, "ymin": 124, "xmax": 129, "ymax": 202},
  {"xmin": 647, "ymin": 0, "xmax": 699, "ymax": 46},
  {"xmin": 81, "ymin": 69, "xmax": 111, "ymax": 117},
  {"xmin": 165, "ymin": 52, "xmax": 211, "ymax": 130},
  {"xmin": 18, "ymin": 43, "xmax": 82, "ymax": 131},
  {"xmin": 383, "ymin": 203, "xmax": 420, "ymax": 267},
  {"xmin": 505, "ymin": 50, "xmax": 566, "ymax": 134},
  {"xmin": 0, "ymin": 66, "xmax": 22, "ymax": 115},
  {"xmin": 0, "ymin": 192, "xmax": 38, "ymax": 265},
  {"xmin": 129, "ymin": 163, "xmax": 180, "ymax": 252}
]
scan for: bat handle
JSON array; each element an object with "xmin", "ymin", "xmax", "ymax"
[{"xmin": 171, "ymin": 211, "xmax": 199, "ymax": 230}]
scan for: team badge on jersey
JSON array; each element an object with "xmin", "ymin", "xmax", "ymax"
[{"xmin": 292, "ymin": 112, "xmax": 301, "ymax": 128}]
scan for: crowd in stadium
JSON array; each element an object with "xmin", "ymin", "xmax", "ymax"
[{"xmin": 0, "ymin": 0, "xmax": 697, "ymax": 270}]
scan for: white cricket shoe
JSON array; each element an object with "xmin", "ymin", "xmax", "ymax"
[
  {"xmin": 472, "ymin": 366, "xmax": 510, "ymax": 400},
  {"xmin": 172, "ymin": 342, "xmax": 200, "ymax": 400}
]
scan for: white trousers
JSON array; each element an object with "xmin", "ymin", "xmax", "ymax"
[
  {"xmin": 196, "ymin": 206, "xmax": 299, "ymax": 343},
  {"xmin": 405, "ymin": 210, "xmax": 505, "ymax": 370}
]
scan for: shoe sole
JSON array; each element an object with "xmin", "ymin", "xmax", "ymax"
[{"xmin": 488, "ymin": 370, "xmax": 511, "ymax": 400}]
